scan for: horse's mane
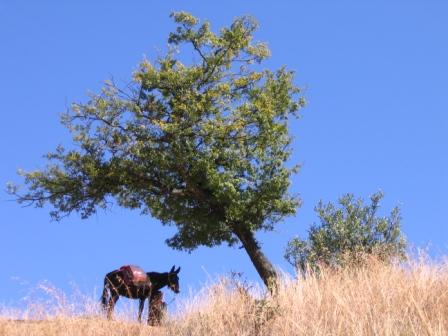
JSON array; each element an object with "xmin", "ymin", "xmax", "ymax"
[{"xmin": 147, "ymin": 271, "xmax": 166, "ymax": 278}]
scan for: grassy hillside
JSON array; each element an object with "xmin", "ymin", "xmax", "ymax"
[{"xmin": 1, "ymin": 257, "xmax": 448, "ymax": 335}]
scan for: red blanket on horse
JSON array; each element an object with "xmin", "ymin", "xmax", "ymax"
[{"xmin": 119, "ymin": 265, "xmax": 148, "ymax": 286}]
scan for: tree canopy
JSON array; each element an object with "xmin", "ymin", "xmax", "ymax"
[{"xmin": 10, "ymin": 12, "xmax": 304, "ymax": 290}]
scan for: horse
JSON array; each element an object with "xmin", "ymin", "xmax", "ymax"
[{"xmin": 101, "ymin": 265, "xmax": 181, "ymax": 324}]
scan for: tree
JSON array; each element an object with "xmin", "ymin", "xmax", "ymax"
[
  {"xmin": 284, "ymin": 192, "xmax": 406, "ymax": 273},
  {"xmin": 9, "ymin": 12, "xmax": 304, "ymax": 291}
]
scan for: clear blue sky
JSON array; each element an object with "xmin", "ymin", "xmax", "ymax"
[{"xmin": 1, "ymin": 1, "xmax": 447, "ymax": 309}]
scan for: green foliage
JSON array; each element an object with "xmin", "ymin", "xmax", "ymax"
[
  {"xmin": 11, "ymin": 12, "xmax": 304, "ymax": 253},
  {"xmin": 284, "ymin": 192, "xmax": 407, "ymax": 272}
]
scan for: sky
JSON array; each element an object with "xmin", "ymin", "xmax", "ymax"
[{"xmin": 1, "ymin": 1, "xmax": 447, "ymax": 312}]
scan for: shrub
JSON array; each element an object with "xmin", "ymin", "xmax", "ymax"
[{"xmin": 285, "ymin": 191, "xmax": 406, "ymax": 272}]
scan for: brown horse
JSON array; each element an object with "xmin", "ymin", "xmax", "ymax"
[{"xmin": 101, "ymin": 265, "xmax": 180, "ymax": 323}]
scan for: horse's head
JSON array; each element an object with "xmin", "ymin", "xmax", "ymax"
[{"xmin": 167, "ymin": 265, "xmax": 181, "ymax": 294}]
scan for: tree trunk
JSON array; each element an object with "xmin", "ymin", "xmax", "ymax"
[{"xmin": 232, "ymin": 223, "xmax": 278, "ymax": 293}]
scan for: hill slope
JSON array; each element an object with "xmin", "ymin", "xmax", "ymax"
[{"xmin": 1, "ymin": 257, "xmax": 448, "ymax": 335}]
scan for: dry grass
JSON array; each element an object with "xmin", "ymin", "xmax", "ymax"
[{"xmin": 2, "ymin": 256, "xmax": 448, "ymax": 335}]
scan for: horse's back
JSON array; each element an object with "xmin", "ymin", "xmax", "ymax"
[{"xmin": 105, "ymin": 269, "xmax": 120, "ymax": 282}]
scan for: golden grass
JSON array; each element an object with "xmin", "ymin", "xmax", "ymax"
[{"xmin": 2, "ymin": 257, "xmax": 448, "ymax": 335}]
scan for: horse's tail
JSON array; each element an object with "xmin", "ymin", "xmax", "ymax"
[{"xmin": 100, "ymin": 276, "xmax": 110, "ymax": 310}]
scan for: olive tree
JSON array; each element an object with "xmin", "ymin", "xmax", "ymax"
[{"xmin": 285, "ymin": 192, "xmax": 406, "ymax": 272}]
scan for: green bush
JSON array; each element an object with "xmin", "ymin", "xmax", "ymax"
[{"xmin": 285, "ymin": 191, "xmax": 406, "ymax": 272}]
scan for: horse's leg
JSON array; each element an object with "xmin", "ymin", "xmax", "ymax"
[
  {"xmin": 101, "ymin": 280, "xmax": 109, "ymax": 313},
  {"xmin": 107, "ymin": 294, "xmax": 119, "ymax": 320},
  {"xmin": 138, "ymin": 298, "xmax": 145, "ymax": 323},
  {"xmin": 147, "ymin": 297, "xmax": 154, "ymax": 325},
  {"xmin": 147, "ymin": 287, "xmax": 154, "ymax": 325}
]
